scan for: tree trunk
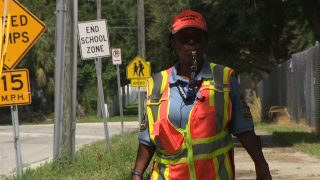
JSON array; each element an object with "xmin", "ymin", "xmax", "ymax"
[{"xmin": 61, "ymin": 0, "xmax": 74, "ymax": 162}]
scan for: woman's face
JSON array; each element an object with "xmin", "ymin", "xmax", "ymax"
[{"xmin": 170, "ymin": 27, "xmax": 208, "ymax": 67}]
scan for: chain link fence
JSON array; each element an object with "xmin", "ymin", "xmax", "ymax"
[{"xmin": 253, "ymin": 42, "xmax": 320, "ymax": 128}]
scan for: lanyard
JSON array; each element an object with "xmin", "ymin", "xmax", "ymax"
[
  {"xmin": 176, "ymin": 80, "xmax": 202, "ymax": 101},
  {"xmin": 187, "ymin": 51, "xmax": 197, "ymax": 98}
]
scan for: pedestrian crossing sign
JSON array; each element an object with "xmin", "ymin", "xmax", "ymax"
[{"xmin": 126, "ymin": 55, "xmax": 151, "ymax": 79}]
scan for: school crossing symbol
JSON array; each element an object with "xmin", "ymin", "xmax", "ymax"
[
  {"xmin": 126, "ymin": 55, "xmax": 150, "ymax": 79},
  {"xmin": 0, "ymin": 0, "xmax": 47, "ymax": 70}
]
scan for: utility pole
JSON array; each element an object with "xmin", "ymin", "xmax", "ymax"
[
  {"xmin": 137, "ymin": 0, "xmax": 146, "ymax": 126},
  {"xmin": 60, "ymin": 0, "xmax": 76, "ymax": 162},
  {"xmin": 54, "ymin": 0, "xmax": 67, "ymax": 161},
  {"xmin": 71, "ymin": 0, "xmax": 78, "ymax": 163},
  {"xmin": 96, "ymin": 0, "xmax": 102, "ymax": 119}
]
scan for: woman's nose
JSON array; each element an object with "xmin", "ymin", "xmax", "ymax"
[{"xmin": 187, "ymin": 38, "xmax": 196, "ymax": 45}]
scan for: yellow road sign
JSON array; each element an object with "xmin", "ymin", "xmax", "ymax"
[
  {"xmin": 131, "ymin": 79, "xmax": 147, "ymax": 87},
  {"xmin": 0, "ymin": 69, "xmax": 31, "ymax": 107},
  {"xmin": 126, "ymin": 55, "xmax": 151, "ymax": 79},
  {"xmin": 0, "ymin": 0, "xmax": 47, "ymax": 70}
]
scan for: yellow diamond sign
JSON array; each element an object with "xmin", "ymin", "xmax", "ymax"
[
  {"xmin": 1, "ymin": 0, "xmax": 47, "ymax": 70},
  {"xmin": 126, "ymin": 55, "xmax": 151, "ymax": 79}
]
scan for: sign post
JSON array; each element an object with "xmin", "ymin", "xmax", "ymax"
[
  {"xmin": 112, "ymin": 48, "xmax": 124, "ymax": 135},
  {"xmin": 78, "ymin": 19, "xmax": 111, "ymax": 149},
  {"xmin": 126, "ymin": 55, "xmax": 150, "ymax": 126},
  {"xmin": 11, "ymin": 105, "xmax": 23, "ymax": 179},
  {"xmin": 0, "ymin": 1, "xmax": 46, "ymax": 179}
]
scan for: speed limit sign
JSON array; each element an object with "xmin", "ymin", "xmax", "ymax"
[{"xmin": 0, "ymin": 69, "xmax": 31, "ymax": 107}]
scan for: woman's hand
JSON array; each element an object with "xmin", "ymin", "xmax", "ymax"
[
  {"xmin": 235, "ymin": 131, "xmax": 272, "ymax": 180},
  {"xmin": 132, "ymin": 143, "xmax": 156, "ymax": 180}
]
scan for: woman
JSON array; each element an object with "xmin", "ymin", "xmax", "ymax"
[{"xmin": 132, "ymin": 9, "xmax": 272, "ymax": 180}]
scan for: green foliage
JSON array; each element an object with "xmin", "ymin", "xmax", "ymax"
[{"xmin": 13, "ymin": 0, "xmax": 320, "ymax": 116}]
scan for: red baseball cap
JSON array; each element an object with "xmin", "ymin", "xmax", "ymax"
[{"xmin": 169, "ymin": 9, "xmax": 208, "ymax": 34}]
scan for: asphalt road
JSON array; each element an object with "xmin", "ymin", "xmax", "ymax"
[{"xmin": 0, "ymin": 122, "xmax": 139, "ymax": 177}]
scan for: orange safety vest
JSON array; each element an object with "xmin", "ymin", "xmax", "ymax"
[{"xmin": 146, "ymin": 63, "xmax": 235, "ymax": 180}]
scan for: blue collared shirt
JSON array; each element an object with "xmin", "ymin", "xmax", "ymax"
[{"xmin": 139, "ymin": 58, "xmax": 254, "ymax": 146}]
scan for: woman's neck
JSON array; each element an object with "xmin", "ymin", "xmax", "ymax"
[{"xmin": 177, "ymin": 59, "xmax": 203, "ymax": 80}]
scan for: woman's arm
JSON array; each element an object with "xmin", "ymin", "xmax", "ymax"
[
  {"xmin": 235, "ymin": 130, "xmax": 272, "ymax": 180},
  {"xmin": 132, "ymin": 143, "xmax": 156, "ymax": 180}
]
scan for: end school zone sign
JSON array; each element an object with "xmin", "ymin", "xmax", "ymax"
[{"xmin": 77, "ymin": 20, "xmax": 111, "ymax": 60}]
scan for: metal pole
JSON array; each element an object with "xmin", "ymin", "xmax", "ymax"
[
  {"xmin": 137, "ymin": 0, "xmax": 146, "ymax": 59},
  {"xmin": 96, "ymin": 0, "xmax": 102, "ymax": 119},
  {"xmin": 116, "ymin": 65, "xmax": 124, "ymax": 135},
  {"xmin": 95, "ymin": 59, "xmax": 111, "ymax": 149},
  {"xmin": 138, "ymin": 87, "xmax": 141, "ymax": 126},
  {"xmin": 11, "ymin": 106, "xmax": 23, "ymax": 179},
  {"xmin": 137, "ymin": 0, "xmax": 145, "ymax": 127},
  {"xmin": 54, "ymin": 0, "xmax": 67, "ymax": 161},
  {"xmin": 71, "ymin": 0, "xmax": 78, "ymax": 162}
]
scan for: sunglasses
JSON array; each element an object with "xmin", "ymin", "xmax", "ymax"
[{"xmin": 174, "ymin": 33, "xmax": 207, "ymax": 44}]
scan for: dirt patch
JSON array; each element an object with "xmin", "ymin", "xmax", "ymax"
[{"xmin": 234, "ymin": 129, "xmax": 320, "ymax": 180}]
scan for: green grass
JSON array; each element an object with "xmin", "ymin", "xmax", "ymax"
[
  {"xmin": 255, "ymin": 122, "xmax": 320, "ymax": 158},
  {"xmin": 15, "ymin": 99, "xmax": 140, "ymax": 125},
  {"xmin": 4, "ymin": 131, "xmax": 153, "ymax": 180},
  {"xmin": 75, "ymin": 99, "xmax": 139, "ymax": 123}
]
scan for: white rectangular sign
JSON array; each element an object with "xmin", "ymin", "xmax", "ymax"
[
  {"xmin": 78, "ymin": 20, "xmax": 111, "ymax": 60},
  {"xmin": 112, "ymin": 48, "xmax": 122, "ymax": 65}
]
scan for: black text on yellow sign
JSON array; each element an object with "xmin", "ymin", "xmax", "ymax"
[
  {"xmin": 131, "ymin": 79, "xmax": 147, "ymax": 87},
  {"xmin": 0, "ymin": 0, "xmax": 47, "ymax": 70},
  {"xmin": 0, "ymin": 69, "xmax": 31, "ymax": 107}
]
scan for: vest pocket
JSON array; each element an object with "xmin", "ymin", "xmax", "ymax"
[
  {"xmin": 192, "ymin": 105, "xmax": 216, "ymax": 138},
  {"xmin": 152, "ymin": 118, "xmax": 184, "ymax": 154}
]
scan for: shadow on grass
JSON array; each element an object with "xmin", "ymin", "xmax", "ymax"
[
  {"xmin": 272, "ymin": 131, "xmax": 320, "ymax": 145},
  {"xmin": 232, "ymin": 131, "xmax": 320, "ymax": 149},
  {"xmin": 123, "ymin": 106, "xmax": 138, "ymax": 116}
]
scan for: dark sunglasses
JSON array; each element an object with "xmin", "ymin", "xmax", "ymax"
[{"xmin": 174, "ymin": 33, "xmax": 207, "ymax": 44}]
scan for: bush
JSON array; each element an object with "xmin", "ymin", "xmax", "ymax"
[{"xmin": 247, "ymin": 90, "xmax": 262, "ymax": 122}]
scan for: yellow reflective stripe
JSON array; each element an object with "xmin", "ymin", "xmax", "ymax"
[
  {"xmin": 193, "ymin": 141, "xmax": 233, "ymax": 161},
  {"xmin": 203, "ymin": 80, "xmax": 210, "ymax": 85},
  {"xmin": 210, "ymin": 63, "xmax": 216, "ymax": 80},
  {"xmin": 223, "ymin": 67, "xmax": 230, "ymax": 84},
  {"xmin": 164, "ymin": 165, "xmax": 170, "ymax": 179},
  {"xmin": 223, "ymin": 90, "xmax": 229, "ymax": 128},
  {"xmin": 185, "ymin": 124, "xmax": 196, "ymax": 180},
  {"xmin": 155, "ymin": 154, "xmax": 189, "ymax": 164},
  {"xmin": 156, "ymin": 141, "xmax": 233, "ymax": 165},
  {"xmin": 191, "ymin": 129, "xmax": 229, "ymax": 145},
  {"xmin": 224, "ymin": 153, "xmax": 232, "ymax": 180},
  {"xmin": 160, "ymin": 71, "xmax": 168, "ymax": 94},
  {"xmin": 200, "ymin": 86, "xmax": 228, "ymax": 92},
  {"xmin": 213, "ymin": 157, "xmax": 221, "ymax": 180},
  {"xmin": 223, "ymin": 67, "xmax": 231, "ymax": 128},
  {"xmin": 208, "ymin": 141, "xmax": 233, "ymax": 159},
  {"xmin": 148, "ymin": 107, "xmax": 156, "ymax": 144},
  {"xmin": 152, "ymin": 163, "xmax": 160, "ymax": 180},
  {"xmin": 210, "ymin": 86, "xmax": 215, "ymax": 106},
  {"xmin": 148, "ymin": 77, "xmax": 154, "ymax": 97},
  {"xmin": 157, "ymin": 142, "xmax": 187, "ymax": 155}
]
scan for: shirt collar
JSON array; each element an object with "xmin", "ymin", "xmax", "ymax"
[{"xmin": 169, "ymin": 57, "xmax": 213, "ymax": 84}]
